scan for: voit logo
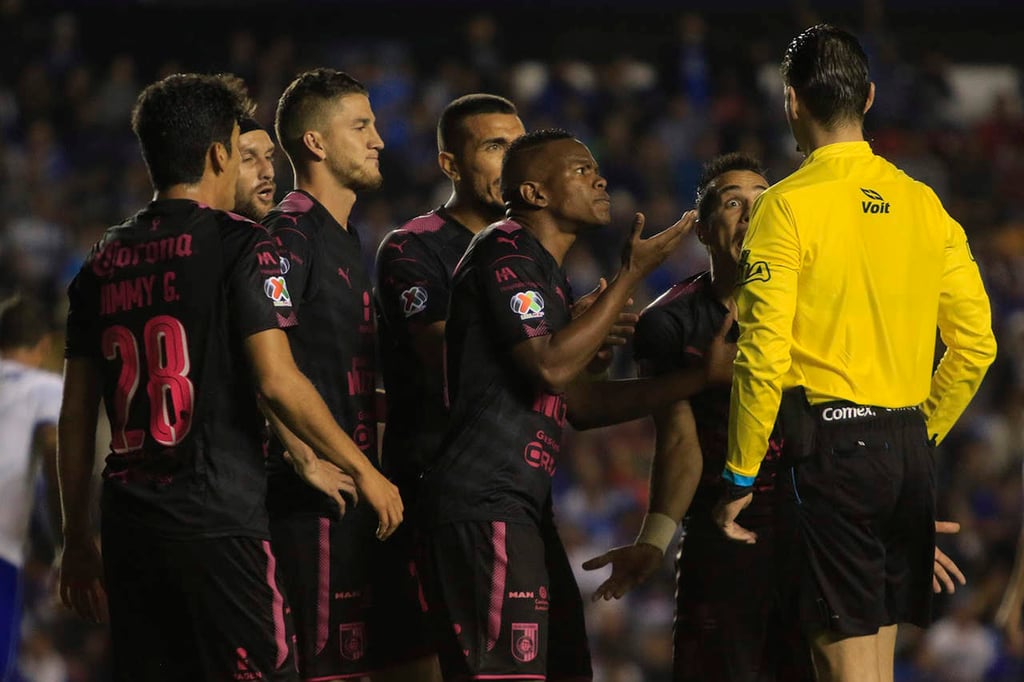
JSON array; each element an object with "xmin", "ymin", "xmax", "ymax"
[{"xmin": 860, "ymin": 188, "xmax": 891, "ymax": 214}]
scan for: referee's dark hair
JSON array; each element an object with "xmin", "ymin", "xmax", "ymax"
[
  {"xmin": 781, "ymin": 24, "xmax": 871, "ymax": 130},
  {"xmin": 438, "ymin": 94, "xmax": 518, "ymax": 154},
  {"xmin": 695, "ymin": 152, "xmax": 767, "ymax": 225},
  {"xmin": 0, "ymin": 294, "xmax": 54, "ymax": 351},
  {"xmin": 500, "ymin": 128, "xmax": 574, "ymax": 206}
]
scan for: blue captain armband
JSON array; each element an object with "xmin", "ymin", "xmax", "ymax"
[{"xmin": 721, "ymin": 468, "xmax": 755, "ymax": 499}]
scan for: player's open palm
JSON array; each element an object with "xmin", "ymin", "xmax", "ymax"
[
  {"xmin": 581, "ymin": 543, "xmax": 663, "ymax": 601},
  {"xmin": 620, "ymin": 210, "xmax": 697, "ymax": 278},
  {"xmin": 355, "ymin": 468, "xmax": 404, "ymax": 540},
  {"xmin": 58, "ymin": 535, "xmax": 109, "ymax": 624}
]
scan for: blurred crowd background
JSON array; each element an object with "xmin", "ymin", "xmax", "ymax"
[{"xmin": 2, "ymin": 0, "xmax": 1023, "ymax": 680}]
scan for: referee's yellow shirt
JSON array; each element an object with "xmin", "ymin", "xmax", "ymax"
[{"xmin": 725, "ymin": 141, "xmax": 997, "ymax": 483}]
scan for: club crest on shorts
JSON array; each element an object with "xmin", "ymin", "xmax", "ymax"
[
  {"xmin": 512, "ymin": 622, "xmax": 538, "ymax": 663},
  {"xmin": 401, "ymin": 286, "xmax": 428, "ymax": 317},
  {"xmin": 339, "ymin": 622, "xmax": 365, "ymax": 661},
  {"xmin": 510, "ymin": 291, "xmax": 544, "ymax": 320}
]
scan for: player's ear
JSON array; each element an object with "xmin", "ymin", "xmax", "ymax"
[
  {"xmin": 519, "ymin": 181, "xmax": 547, "ymax": 208},
  {"xmin": 302, "ymin": 130, "xmax": 327, "ymax": 162},
  {"xmin": 209, "ymin": 141, "xmax": 230, "ymax": 175},
  {"xmin": 784, "ymin": 85, "xmax": 800, "ymax": 121},
  {"xmin": 438, "ymin": 151, "xmax": 459, "ymax": 183},
  {"xmin": 695, "ymin": 216, "xmax": 710, "ymax": 245}
]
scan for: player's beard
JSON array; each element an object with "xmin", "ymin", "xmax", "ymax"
[{"xmin": 329, "ymin": 157, "xmax": 383, "ymax": 192}]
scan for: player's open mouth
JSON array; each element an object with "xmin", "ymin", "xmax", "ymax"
[{"xmin": 257, "ymin": 185, "xmax": 275, "ymax": 200}]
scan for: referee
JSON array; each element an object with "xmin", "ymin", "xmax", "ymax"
[{"xmin": 713, "ymin": 24, "xmax": 997, "ymax": 682}]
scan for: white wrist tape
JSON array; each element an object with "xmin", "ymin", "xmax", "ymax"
[{"xmin": 635, "ymin": 512, "xmax": 678, "ymax": 555}]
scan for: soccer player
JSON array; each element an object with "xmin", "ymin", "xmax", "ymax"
[
  {"xmin": 373, "ymin": 93, "xmax": 525, "ymax": 682},
  {"xmin": 0, "ymin": 295, "xmax": 63, "ymax": 680},
  {"xmin": 417, "ymin": 129, "xmax": 735, "ymax": 681},
  {"xmin": 713, "ymin": 25, "xmax": 997, "ymax": 682},
  {"xmin": 261, "ymin": 67, "xmax": 390, "ymax": 681},
  {"xmin": 57, "ymin": 72, "xmax": 402, "ymax": 682},
  {"xmin": 234, "ymin": 117, "xmax": 278, "ymax": 222}
]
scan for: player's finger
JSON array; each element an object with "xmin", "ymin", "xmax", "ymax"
[
  {"xmin": 629, "ymin": 213, "xmax": 646, "ymax": 242},
  {"xmin": 935, "ymin": 520, "xmax": 961, "ymax": 535},
  {"xmin": 721, "ymin": 522, "xmax": 758, "ymax": 544},
  {"xmin": 932, "ymin": 561, "xmax": 954, "ymax": 594},
  {"xmin": 581, "ymin": 553, "xmax": 610, "ymax": 571},
  {"xmin": 935, "ymin": 547, "xmax": 966, "ymax": 586},
  {"xmin": 95, "ymin": 585, "xmax": 110, "ymax": 624}
]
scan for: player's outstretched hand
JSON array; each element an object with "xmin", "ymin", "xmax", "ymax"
[
  {"xmin": 619, "ymin": 210, "xmax": 697, "ymax": 280},
  {"xmin": 293, "ymin": 454, "xmax": 359, "ymax": 519},
  {"xmin": 58, "ymin": 535, "xmax": 109, "ymax": 624},
  {"xmin": 712, "ymin": 491, "xmax": 757, "ymax": 544},
  {"xmin": 581, "ymin": 543, "xmax": 663, "ymax": 601},
  {"xmin": 933, "ymin": 520, "xmax": 966, "ymax": 594},
  {"xmin": 354, "ymin": 467, "xmax": 404, "ymax": 540},
  {"xmin": 706, "ymin": 306, "xmax": 737, "ymax": 385}
]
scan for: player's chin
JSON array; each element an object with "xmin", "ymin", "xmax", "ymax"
[{"xmin": 354, "ymin": 171, "xmax": 384, "ymax": 191}]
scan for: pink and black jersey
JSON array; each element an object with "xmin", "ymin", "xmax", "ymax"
[
  {"xmin": 64, "ymin": 199, "xmax": 296, "ymax": 539},
  {"xmin": 374, "ymin": 207, "xmax": 473, "ymax": 483},
  {"xmin": 634, "ymin": 272, "xmax": 779, "ymax": 522},
  {"xmin": 263, "ymin": 190, "xmax": 379, "ymax": 517},
  {"xmin": 420, "ymin": 220, "xmax": 573, "ymax": 526}
]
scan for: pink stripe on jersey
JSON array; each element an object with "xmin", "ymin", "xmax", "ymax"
[
  {"xmin": 262, "ymin": 540, "xmax": 289, "ymax": 669},
  {"xmin": 316, "ymin": 517, "xmax": 331, "ymax": 654},
  {"xmin": 487, "ymin": 522, "xmax": 508, "ymax": 653},
  {"xmin": 472, "ymin": 676, "xmax": 546, "ymax": 680},
  {"xmin": 399, "ymin": 211, "xmax": 446, "ymax": 233},
  {"xmin": 278, "ymin": 191, "xmax": 315, "ymax": 214}
]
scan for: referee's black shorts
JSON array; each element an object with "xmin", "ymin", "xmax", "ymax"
[{"xmin": 779, "ymin": 402, "xmax": 935, "ymax": 637}]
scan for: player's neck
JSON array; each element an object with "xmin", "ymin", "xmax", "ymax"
[
  {"xmin": 297, "ymin": 174, "xmax": 357, "ymax": 231},
  {"xmin": 799, "ymin": 120, "xmax": 865, "ymax": 155},
  {"xmin": 510, "ymin": 213, "xmax": 576, "ymax": 266},
  {"xmin": 709, "ymin": 257, "xmax": 737, "ymax": 305},
  {"xmin": 156, "ymin": 183, "xmax": 231, "ymax": 211},
  {"xmin": 443, "ymin": 194, "xmax": 503, "ymax": 234}
]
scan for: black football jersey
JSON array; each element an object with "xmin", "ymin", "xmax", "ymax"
[
  {"xmin": 263, "ymin": 190, "xmax": 379, "ymax": 517},
  {"xmin": 64, "ymin": 199, "xmax": 296, "ymax": 538},
  {"xmin": 420, "ymin": 220, "xmax": 574, "ymax": 526},
  {"xmin": 374, "ymin": 207, "xmax": 473, "ymax": 483},
  {"xmin": 633, "ymin": 271, "xmax": 779, "ymax": 521}
]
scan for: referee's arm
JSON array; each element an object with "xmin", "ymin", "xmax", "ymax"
[
  {"xmin": 724, "ymin": 192, "xmax": 801, "ymax": 485},
  {"xmin": 921, "ymin": 214, "xmax": 997, "ymax": 444}
]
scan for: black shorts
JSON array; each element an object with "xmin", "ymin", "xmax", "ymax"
[
  {"xmin": 417, "ymin": 517, "xmax": 592, "ymax": 681},
  {"xmin": 370, "ymin": 480, "xmax": 436, "ymax": 668},
  {"xmin": 781, "ymin": 403, "xmax": 935, "ymax": 636},
  {"xmin": 102, "ymin": 522, "xmax": 297, "ymax": 682},
  {"xmin": 269, "ymin": 503, "xmax": 380, "ymax": 679},
  {"xmin": 673, "ymin": 513, "xmax": 812, "ymax": 682}
]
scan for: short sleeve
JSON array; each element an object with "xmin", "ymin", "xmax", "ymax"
[
  {"xmin": 223, "ymin": 220, "xmax": 297, "ymax": 338},
  {"xmin": 376, "ymin": 232, "xmax": 449, "ymax": 330},
  {"xmin": 477, "ymin": 243, "xmax": 566, "ymax": 349},
  {"xmin": 64, "ymin": 264, "xmax": 100, "ymax": 359}
]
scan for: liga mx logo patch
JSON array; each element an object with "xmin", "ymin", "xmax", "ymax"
[
  {"xmin": 264, "ymin": 276, "xmax": 292, "ymax": 306},
  {"xmin": 401, "ymin": 286, "xmax": 428, "ymax": 317},
  {"xmin": 340, "ymin": 622, "xmax": 365, "ymax": 661},
  {"xmin": 512, "ymin": 622, "xmax": 538, "ymax": 663},
  {"xmin": 510, "ymin": 291, "xmax": 544, "ymax": 320}
]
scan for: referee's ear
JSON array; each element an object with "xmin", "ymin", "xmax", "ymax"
[{"xmin": 863, "ymin": 82, "xmax": 876, "ymax": 115}]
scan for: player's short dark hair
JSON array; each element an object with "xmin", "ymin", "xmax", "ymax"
[
  {"xmin": 0, "ymin": 294, "xmax": 54, "ymax": 350},
  {"xmin": 781, "ymin": 23, "xmax": 871, "ymax": 129},
  {"xmin": 131, "ymin": 73, "xmax": 255, "ymax": 191},
  {"xmin": 500, "ymin": 128, "xmax": 575, "ymax": 204},
  {"xmin": 437, "ymin": 93, "xmax": 518, "ymax": 153},
  {"xmin": 695, "ymin": 152, "xmax": 767, "ymax": 224},
  {"xmin": 276, "ymin": 68, "xmax": 368, "ymax": 163}
]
